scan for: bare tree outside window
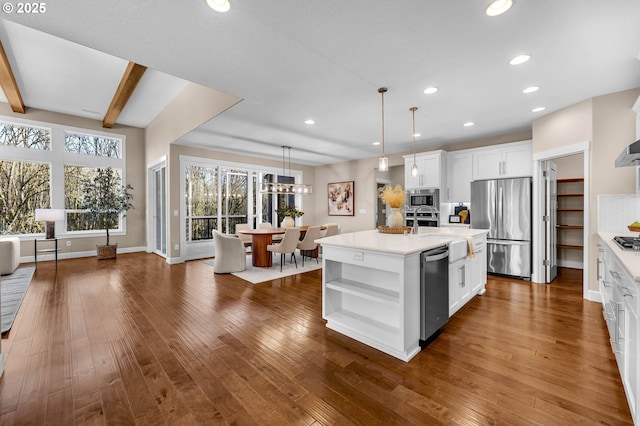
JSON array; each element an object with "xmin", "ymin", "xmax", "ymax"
[
  {"xmin": 0, "ymin": 161, "xmax": 50, "ymax": 235},
  {"xmin": 0, "ymin": 121, "xmax": 51, "ymax": 150},
  {"xmin": 65, "ymin": 132, "xmax": 120, "ymax": 158},
  {"xmin": 0, "ymin": 121, "xmax": 52, "ymax": 235}
]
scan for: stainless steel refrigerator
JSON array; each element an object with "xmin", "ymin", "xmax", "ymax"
[{"xmin": 471, "ymin": 177, "xmax": 531, "ymax": 279}]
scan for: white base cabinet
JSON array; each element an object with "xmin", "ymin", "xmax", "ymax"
[
  {"xmin": 322, "ymin": 246, "xmax": 422, "ymax": 362},
  {"xmin": 449, "ymin": 257, "xmax": 470, "ymax": 316},
  {"xmin": 450, "ymin": 235, "xmax": 487, "ymax": 317},
  {"xmin": 598, "ymin": 238, "xmax": 639, "ymax": 425}
]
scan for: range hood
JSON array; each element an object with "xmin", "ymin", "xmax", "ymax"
[{"xmin": 615, "ymin": 139, "xmax": 640, "ymax": 167}]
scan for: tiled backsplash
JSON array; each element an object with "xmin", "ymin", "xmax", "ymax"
[{"xmin": 598, "ymin": 194, "xmax": 640, "ymax": 233}]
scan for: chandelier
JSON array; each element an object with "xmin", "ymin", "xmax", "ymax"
[{"xmin": 260, "ymin": 146, "xmax": 313, "ymax": 194}]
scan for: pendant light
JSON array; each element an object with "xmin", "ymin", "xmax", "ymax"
[
  {"xmin": 260, "ymin": 146, "xmax": 313, "ymax": 194},
  {"xmin": 378, "ymin": 87, "xmax": 389, "ymax": 172},
  {"xmin": 410, "ymin": 107, "xmax": 419, "ymax": 177}
]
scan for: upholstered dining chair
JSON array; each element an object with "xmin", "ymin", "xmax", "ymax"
[
  {"xmin": 259, "ymin": 221, "xmax": 282, "ymax": 241},
  {"xmin": 212, "ymin": 230, "xmax": 247, "ymax": 274},
  {"xmin": 235, "ymin": 223, "xmax": 253, "ymax": 250},
  {"xmin": 296, "ymin": 225, "xmax": 321, "ymax": 266},
  {"xmin": 321, "ymin": 223, "xmax": 340, "ymax": 238},
  {"xmin": 267, "ymin": 227, "xmax": 301, "ymax": 271},
  {"xmin": 318, "ymin": 223, "xmax": 340, "ymax": 255}
]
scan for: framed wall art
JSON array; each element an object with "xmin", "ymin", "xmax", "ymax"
[{"xmin": 328, "ymin": 181, "xmax": 354, "ymax": 216}]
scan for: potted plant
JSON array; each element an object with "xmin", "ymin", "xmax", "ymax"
[
  {"xmin": 275, "ymin": 205, "xmax": 304, "ymax": 228},
  {"xmin": 80, "ymin": 167, "xmax": 134, "ymax": 259}
]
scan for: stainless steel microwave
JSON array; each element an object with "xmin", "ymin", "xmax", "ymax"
[{"xmin": 407, "ymin": 189, "xmax": 439, "ymax": 208}]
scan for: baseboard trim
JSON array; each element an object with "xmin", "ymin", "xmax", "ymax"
[
  {"xmin": 586, "ymin": 289, "xmax": 602, "ymax": 303},
  {"xmin": 21, "ymin": 246, "xmax": 147, "ymax": 263},
  {"xmin": 166, "ymin": 256, "xmax": 185, "ymax": 265}
]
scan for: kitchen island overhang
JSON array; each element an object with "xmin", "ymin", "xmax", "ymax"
[{"xmin": 315, "ymin": 228, "xmax": 489, "ymax": 362}]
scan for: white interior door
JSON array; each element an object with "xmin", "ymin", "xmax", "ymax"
[{"xmin": 544, "ymin": 161, "xmax": 558, "ymax": 283}]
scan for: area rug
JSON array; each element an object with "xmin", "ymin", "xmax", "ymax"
[
  {"xmin": 204, "ymin": 256, "xmax": 322, "ymax": 284},
  {"xmin": 1, "ymin": 265, "xmax": 35, "ymax": 334}
]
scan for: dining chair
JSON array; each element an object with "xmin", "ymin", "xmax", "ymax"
[
  {"xmin": 212, "ymin": 230, "xmax": 246, "ymax": 274},
  {"xmin": 267, "ymin": 227, "xmax": 301, "ymax": 271},
  {"xmin": 260, "ymin": 221, "xmax": 282, "ymax": 241},
  {"xmin": 235, "ymin": 223, "xmax": 252, "ymax": 250},
  {"xmin": 321, "ymin": 223, "xmax": 340, "ymax": 238},
  {"xmin": 297, "ymin": 225, "xmax": 321, "ymax": 266}
]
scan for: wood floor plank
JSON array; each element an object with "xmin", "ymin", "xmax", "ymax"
[{"xmin": 0, "ymin": 256, "xmax": 632, "ymax": 425}]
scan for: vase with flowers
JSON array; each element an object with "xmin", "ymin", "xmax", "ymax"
[
  {"xmin": 276, "ymin": 205, "xmax": 304, "ymax": 228},
  {"xmin": 378, "ymin": 184, "xmax": 406, "ymax": 227}
]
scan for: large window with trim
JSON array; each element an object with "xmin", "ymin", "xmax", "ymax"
[
  {"xmin": 182, "ymin": 157, "xmax": 303, "ymax": 243},
  {"xmin": 0, "ymin": 116, "xmax": 127, "ymax": 237}
]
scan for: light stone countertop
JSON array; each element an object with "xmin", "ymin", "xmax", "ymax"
[
  {"xmin": 599, "ymin": 231, "xmax": 640, "ymax": 282},
  {"xmin": 315, "ymin": 227, "xmax": 489, "ymax": 256}
]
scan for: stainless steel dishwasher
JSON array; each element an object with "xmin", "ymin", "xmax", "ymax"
[{"xmin": 420, "ymin": 245, "xmax": 449, "ymax": 345}]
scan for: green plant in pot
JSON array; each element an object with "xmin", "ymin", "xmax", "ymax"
[
  {"xmin": 275, "ymin": 205, "xmax": 303, "ymax": 228},
  {"xmin": 80, "ymin": 167, "xmax": 133, "ymax": 260}
]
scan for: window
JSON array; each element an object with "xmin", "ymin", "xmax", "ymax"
[
  {"xmin": 0, "ymin": 160, "xmax": 50, "ymax": 234},
  {"xmin": 0, "ymin": 121, "xmax": 50, "ymax": 150},
  {"xmin": 65, "ymin": 132, "xmax": 121, "ymax": 158},
  {"xmin": 0, "ymin": 116, "xmax": 126, "ymax": 237}
]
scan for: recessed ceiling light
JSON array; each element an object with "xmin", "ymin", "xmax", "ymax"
[
  {"xmin": 522, "ymin": 86, "xmax": 539, "ymax": 94},
  {"xmin": 463, "ymin": 122, "xmax": 475, "ymax": 127},
  {"xmin": 423, "ymin": 87, "xmax": 438, "ymax": 95},
  {"xmin": 372, "ymin": 141, "xmax": 381, "ymax": 146},
  {"xmin": 509, "ymin": 54, "xmax": 530, "ymax": 66},
  {"xmin": 304, "ymin": 119, "xmax": 315, "ymax": 125},
  {"xmin": 413, "ymin": 133, "xmax": 421, "ymax": 137},
  {"xmin": 206, "ymin": 0, "xmax": 230, "ymax": 13},
  {"xmin": 531, "ymin": 106, "xmax": 546, "ymax": 112},
  {"xmin": 486, "ymin": 0, "xmax": 514, "ymax": 16}
]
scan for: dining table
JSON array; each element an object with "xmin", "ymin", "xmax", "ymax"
[{"xmin": 238, "ymin": 225, "xmax": 326, "ymax": 267}]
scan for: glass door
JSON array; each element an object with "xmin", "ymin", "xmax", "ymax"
[{"xmin": 221, "ymin": 169, "xmax": 249, "ymax": 234}]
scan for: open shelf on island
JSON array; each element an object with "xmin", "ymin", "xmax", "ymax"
[
  {"xmin": 326, "ymin": 279, "xmax": 400, "ymax": 306},
  {"xmin": 324, "ymin": 310, "xmax": 400, "ymax": 347}
]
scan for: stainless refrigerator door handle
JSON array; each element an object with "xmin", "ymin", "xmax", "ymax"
[{"xmin": 487, "ymin": 240, "xmax": 528, "ymax": 246}]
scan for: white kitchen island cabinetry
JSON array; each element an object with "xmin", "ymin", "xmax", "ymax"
[
  {"xmin": 317, "ymin": 228, "xmax": 488, "ymax": 362},
  {"xmin": 598, "ymin": 233, "xmax": 640, "ymax": 425},
  {"xmin": 323, "ymin": 246, "xmax": 422, "ymax": 361}
]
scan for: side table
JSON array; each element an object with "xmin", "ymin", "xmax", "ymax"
[{"xmin": 34, "ymin": 238, "xmax": 59, "ymax": 269}]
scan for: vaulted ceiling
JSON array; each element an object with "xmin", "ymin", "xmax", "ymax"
[{"xmin": 1, "ymin": 1, "xmax": 640, "ymax": 166}]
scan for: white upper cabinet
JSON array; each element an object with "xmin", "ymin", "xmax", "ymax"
[
  {"xmin": 446, "ymin": 151, "xmax": 473, "ymax": 202},
  {"xmin": 472, "ymin": 140, "xmax": 532, "ymax": 180},
  {"xmin": 404, "ymin": 150, "xmax": 446, "ymax": 190}
]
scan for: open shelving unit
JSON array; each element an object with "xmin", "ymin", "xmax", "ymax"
[
  {"xmin": 556, "ymin": 178, "xmax": 584, "ymax": 252},
  {"xmin": 321, "ymin": 246, "xmax": 422, "ymax": 362}
]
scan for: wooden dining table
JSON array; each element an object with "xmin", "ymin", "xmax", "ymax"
[{"xmin": 238, "ymin": 226, "xmax": 326, "ymax": 267}]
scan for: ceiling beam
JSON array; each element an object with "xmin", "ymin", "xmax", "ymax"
[
  {"xmin": 0, "ymin": 42, "xmax": 25, "ymax": 113},
  {"xmin": 102, "ymin": 61, "xmax": 147, "ymax": 128}
]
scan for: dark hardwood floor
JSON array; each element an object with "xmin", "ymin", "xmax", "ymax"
[{"xmin": 0, "ymin": 254, "xmax": 632, "ymax": 425}]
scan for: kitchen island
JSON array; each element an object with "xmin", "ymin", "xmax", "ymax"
[{"xmin": 315, "ymin": 227, "xmax": 488, "ymax": 362}]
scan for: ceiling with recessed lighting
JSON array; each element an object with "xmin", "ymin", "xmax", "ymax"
[{"xmin": 1, "ymin": 0, "xmax": 639, "ymax": 166}]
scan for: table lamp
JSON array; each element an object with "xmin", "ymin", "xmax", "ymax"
[{"xmin": 35, "ymin": 208, "xmax": 65, "ymax": 239}]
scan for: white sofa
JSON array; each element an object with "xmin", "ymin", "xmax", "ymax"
[{"xmin": 0, "ymin": 237, "xmax": 20, "ymax": 275}]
